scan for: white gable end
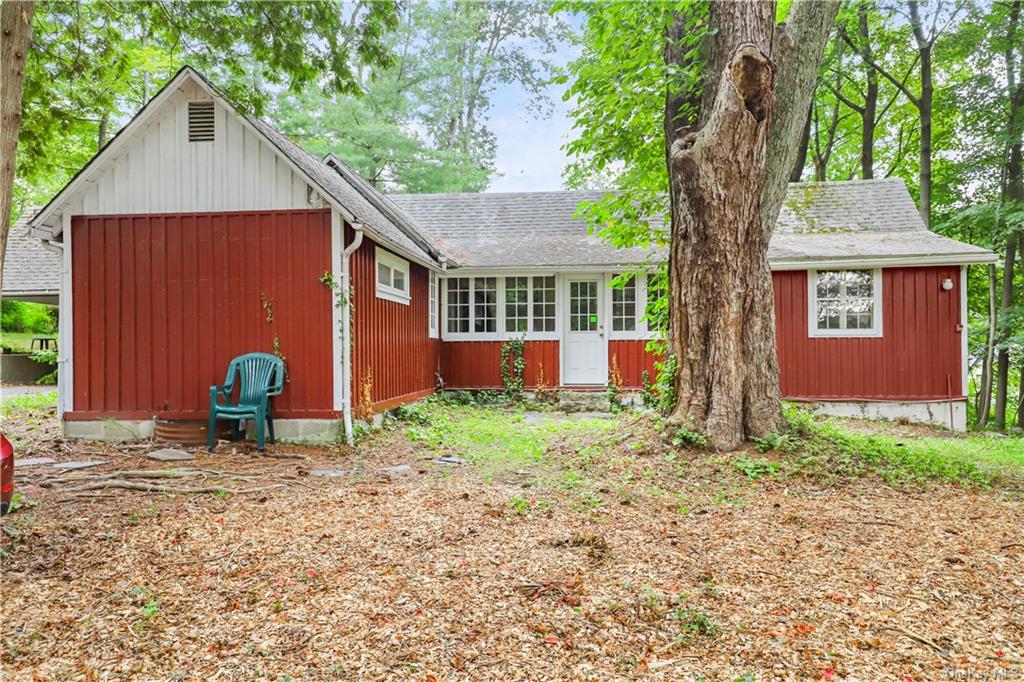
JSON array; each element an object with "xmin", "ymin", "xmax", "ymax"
[{"xmin": 35, "ymin": 73, "xmax": 323, "ymax": 234}]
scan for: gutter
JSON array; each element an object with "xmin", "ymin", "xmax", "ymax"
[
  {"xmin": 40, "ymin": 238, "xmax": 66, "ymax": 419},
  {"xmin": 341, "ymin": 222, "xmax": 365, "ymax": 445}
]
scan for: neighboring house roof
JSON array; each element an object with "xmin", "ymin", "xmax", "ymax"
[
  {"xmin": 3, "ymin": 208, "xmax": 60, "ymax": 302},
  {"xmin": 28, "ymin": 66, "xmax": 444, "ymax": 268},
  {"xmin": 392, "ymin": 178, "xmax": 996, "ymax": 269}
]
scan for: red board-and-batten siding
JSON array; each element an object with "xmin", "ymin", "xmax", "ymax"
[
  {"xmin": 440, "ymin": 266, "xmax": 964, "ymax": 401},
  {"xmin": 349, "ymin": 226, "xmax": 440, "ymax": 412},
  {"xmin": 775, "ymin": 266, "xmax": 964, "ymax": 401},
  {"xmin": 68, "ymin": 209, "xmax": 336, "ymax": 420}
]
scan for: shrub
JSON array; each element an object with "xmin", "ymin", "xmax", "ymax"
[{"xmin": 1, "ymin": 301, "xmax": 56, "ymax": 333}]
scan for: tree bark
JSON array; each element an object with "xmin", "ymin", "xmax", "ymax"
[
  {"xmin": 857, "ymin": 3, "xmax": 877, "ymax": 179},
  {"xmin": 790, "ymin": 105, "xmax": 811, "ymax": 182},
  {"xmin": 995, "ymin": 240, "xmax": 1017, "ymax": 431},
  {"xmin": 975, "ymin": 263, "xmax": 997, "ymax": 428},
  {"xmin": 995, "ymin": 0, "xmax": 1023, "ymax": 431},
  {"xmin": 0, "ymin": 0, "xmax": 35, "ymax": 293},
  {"xmin": 908, "ymin": 1, "xmax": 932, "ymax": 228},
  {"xmin": 666, "ymin": 0, "xmax": 838, "ymax": 449}
]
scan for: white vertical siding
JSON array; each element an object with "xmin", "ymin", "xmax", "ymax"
[{"xmin": 58, "ymin": 79, "xmax": 317, "ymax": 219}]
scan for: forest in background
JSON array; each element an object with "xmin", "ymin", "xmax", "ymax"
[{"xmin": 6, "ymin": 0, "xmax": 1022, "ymax": 432}]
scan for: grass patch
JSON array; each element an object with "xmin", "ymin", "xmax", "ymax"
[
  {"xmin": 1, "ymin": 390, "xmax": 57, "ymax": 415},
  {"xmin": 760, "ymin": 408, "xmax": 1023, "ymax": 486},
  {"xmin": 0, "ymin": 331, "xmax": 57, "ymax": 353},
  {"xmin": 405, "ymin": 400, "xmax": 617, "ymax": 471}
]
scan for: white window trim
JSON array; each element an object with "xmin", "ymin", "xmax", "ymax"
[
  {"xmin": 428, "ymin": 271, "xmax": 439, "ymax": 338},
  {"xmin": 442, "ymin": 273, "xmax": 560, "ymax": 342},
  {"xmin": 375, "ymin": 246, "xmax": 411, "ymax": 305},
  {"xmin": 606, "ymin": 272, "xmax": 648, "ymax": 341},
  {"xmin": 807, "ymin": 268, "xmax": 883, "ymax": 338}
]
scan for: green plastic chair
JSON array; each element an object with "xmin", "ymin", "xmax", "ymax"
[{"xmin": 208, "ymin": 353, "xmax": 284, "ymax": 452}]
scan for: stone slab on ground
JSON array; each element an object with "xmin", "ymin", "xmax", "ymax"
[
  {"xmin": 310, "ymin": 469, "xmax": 347, "ymax": 478},
  {"xmin": 379, "ymin": 464, "xmax": 412, "ymax": 477},
  {"xmin": 147, "ymin": 448, "xmax": 194, "ymax": 462},
  {"xmin": 51, "ymin": 461, "xmax": 108, "ymax": 471},
  {"xmin": 14, "ymin": 457, "xmax": 56, "ymax": 468},
  {"xmin": 435, "ymin": 456, "xmax": 467, "ymax": 465}
]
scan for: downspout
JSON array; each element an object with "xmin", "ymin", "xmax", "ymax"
[
  {"xmin": 40, "ymin": 238, "xmax": 65, "ymax": 419},
  {"xmin": 342, "ymin": 222, "xmax": 364, "ymax": 445}
]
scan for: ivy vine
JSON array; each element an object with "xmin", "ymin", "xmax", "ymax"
[{"xmin": 499, "ymin": 336, "xmax": 526, "ymax": 398}]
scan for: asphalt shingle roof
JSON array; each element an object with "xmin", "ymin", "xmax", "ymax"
[
  {"xmin": 2, "ymin": 209, "xmax": 59, "ymax": 299},
  {"xmin": 391, "ymin": 178, "xmax": 995, "ymax": 268}
]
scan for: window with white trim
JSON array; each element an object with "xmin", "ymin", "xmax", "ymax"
[
  {"xmin": 375, "ymin": 247, "xmax": 410, "ymax": 304},
  {"xmin": 532, "ymin": 276, "xmax": 556, "ymax": 332},
  {"xmin": 505, "ymin": 276, "xmax": 529, "ymax": 333},
  {"xmin": 611, "ymin": 274, "xmax": 637, "ymax": 332},
  {"xmin": 645, "ymin": 274, "xmax": 667, "ymax": 334},
  {"xmin": 428, "ymin": 271, "xmax": 438, "ymax": 337},
  {"xmin": 809, "ymin": 269, "xmax": 882, "ymax": 336},
  {"xmin": 473, "ymin": 277, "xmax": 497, "ymax": 332},
  {"xmin": 447, "ymin": 277, "xmax": 470, "ymax": 333}
]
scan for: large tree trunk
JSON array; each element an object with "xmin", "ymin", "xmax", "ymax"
[
  {"xmin": 0, "ymin": 0, "xmax": 35, "ymax": 292},
  {"xmin": 995, "ymin": 240, "xmax": 1017, "ymax": 431},
  {"xmin": 665, "ymin": 0, "xmax": 838, "ymax": 450}
]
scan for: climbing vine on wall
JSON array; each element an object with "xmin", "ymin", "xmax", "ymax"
[{"xmin": 500, "ymin": 337, "xmax": 526, "ymax": 398}]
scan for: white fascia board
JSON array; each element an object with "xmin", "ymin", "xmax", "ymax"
[{"xmin": 770, "ymin": 252, "xmax": 999, "ymax": 270}]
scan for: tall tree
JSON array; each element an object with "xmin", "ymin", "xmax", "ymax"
[
  {"xmin": 3, "ymin": 1, "xmax": 399, "ymax": 273},
  {"xmin": 0, "ymin": 0, "xmax": 35, "ymax": 294},
  {"xmin": 994, "ymin": 0, "xmax": 1023, "ymax": 430},
  {"xmin": 274, "ymin": 0, "xmax": 567, "ymax": 192},
  {"xmin": 843, "ymin": 0, "xmax": 967, "ymax": 227},
  {"xmin": 664, "ymin": 0, "xmax": 838, "ymax": 448}
]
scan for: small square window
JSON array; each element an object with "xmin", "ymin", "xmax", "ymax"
[
  {"xmin": 375, "ymin": 246, "xmax": 410, "ymax": 305},
  {"xmin": 810, "ymin": 269, "xmax": 881, "ymax": 337}
]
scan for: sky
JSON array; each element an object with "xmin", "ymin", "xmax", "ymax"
[
  {"xmin": 485, "ymin": 18, "xmax": 581, "ymax": 194},
  {"xmin": 487, "ymin": 72, "xmax": 577, "ymax": 193}
]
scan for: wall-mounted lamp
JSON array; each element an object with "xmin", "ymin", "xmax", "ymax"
[{"xmin": 941, "ymin": 278, "xmax": 954, "ymax": 291}]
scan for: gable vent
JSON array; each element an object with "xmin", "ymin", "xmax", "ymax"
[{"xmin": 188, "ymin": 101, "xmax": 215, "ymax": 142}]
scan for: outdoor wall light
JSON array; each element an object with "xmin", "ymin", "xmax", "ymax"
[{"xmin": 941, "ymin": 278, "xmax": 954, "ymax": 291}]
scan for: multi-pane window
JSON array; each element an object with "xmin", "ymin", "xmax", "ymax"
[
  {"xmin": 375, "ymin": 247, "xmax": 410, "ymax": 304},
  {"xmin": 429, "ymin": 271, "xmax": 438, "ymax": 337},
  {"xmin": 473, "ymin": 277, "xmax": 497, "ymax": 333},
  {"xmin": 532, "ymin": 276, "xmax": 556, "ymax": 332},
  {"xmin": 505, "ymin": 277, "xmax": 529, "ymax": 333},
  {"xmin": 569, "ymin": 280, "xmax": 599, "ymax": 332},
  {"xmin": 447, "ymin": 277, "xmax": 470, "ymax": 333},
  {"xmin": 645, "ymin": 279, "xmax": 667, "ymax": 333},
  {"xmin": 813, "ymin": 270, "xmax": 877, "ymax": 333},
  {"xmin": 611, "ymin": 275, "xmax": 637, "ymax": 332}
]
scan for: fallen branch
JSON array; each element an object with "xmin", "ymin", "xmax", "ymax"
[
  {"xmin": 836, "ymin": 518, "xmax": 902, "ymax": 528},
  {"xmin": 1000, "ymin": 542, "xmax": 1022, "ymax": 550},
  {"xmin": 162, "ymin": 539, "xmax": 251, "ymax": 566},
  {"xmin": 64, "ymin": 480, "xmax": 286, "ymax": 495},
  {"xmin": 884, "ymin": 625, "xmax": 946, "ymax": 654},
  {"xmin": 259, "ymin": 452, "xmax": 307, "ymax": 460}
]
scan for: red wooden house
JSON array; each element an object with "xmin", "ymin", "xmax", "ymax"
[{"xmin": 25, "ymin": 67, "xmax": 996, "ymax": 441}]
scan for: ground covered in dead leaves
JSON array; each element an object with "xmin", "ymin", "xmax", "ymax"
[{"xmin": 2, "ymin": 402, "xmax": 1022, "ymax": 681}]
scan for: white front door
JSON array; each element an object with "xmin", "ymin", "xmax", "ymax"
[{"xmin": 563, "ymin": 277, "xmax": 607, "ymax": 385}]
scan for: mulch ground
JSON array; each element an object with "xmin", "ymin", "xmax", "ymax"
[{"xmin": 1, "ymin": 411, "xmax": 1022, "ymax": 681}]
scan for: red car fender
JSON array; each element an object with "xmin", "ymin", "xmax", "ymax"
[{"xmin": 0, "ymin": 432, "xmax": 13, "ymax": 515}]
